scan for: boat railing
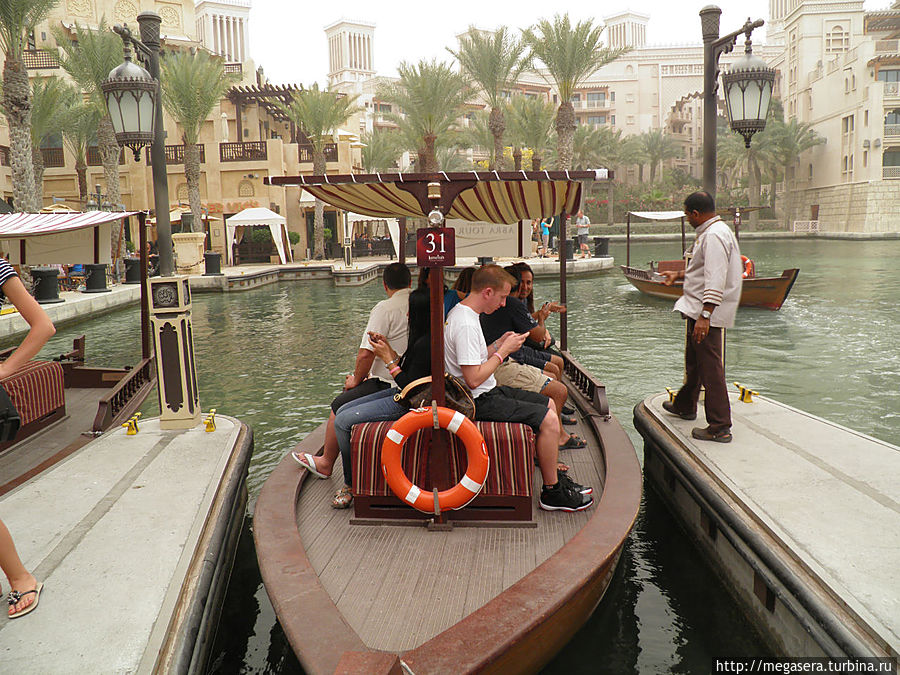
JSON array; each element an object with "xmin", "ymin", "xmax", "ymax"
[
  {"xmin": 561, "ymin": 350, "xmax": 610, "ymax": 418},
  {"xmin": 92, "ymin": 357, "xmax": 156, "ymax": 432}
]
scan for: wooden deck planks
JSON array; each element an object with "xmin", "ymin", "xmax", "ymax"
[{"xmin": 299, "ymin": 414, "xmax": 606, "ymax": 652}]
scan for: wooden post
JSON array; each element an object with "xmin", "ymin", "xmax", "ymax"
[
  {"xmin": 138, "ymin": 212, "xmax": 151, "ymax": 361},
  {"xmin": 398, "ymin": 217, "xmax": 406, "ymax": 264},
  {"xmin": 559, "ymin": 212, "xmax": 568, "ymax": 351},
  {"xmin": 626, "ymin": 212, "xmax": 631, "ymax": 267},
  {"xmin": 428, "ymin": 264, "xmax": 449, "ymax": 524},
  {"xmin": 517, "ymin": 219, "xmax": 523, "ymax": 258},
  {"xmin": 681, "ymin": 216, "xmax": 686, "ymax": 255}
]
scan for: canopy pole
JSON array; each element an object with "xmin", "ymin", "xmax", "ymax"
[
  {"xmin": 626, "ymin": 212, "xmax": 631, "ymax": 267},
  {"xmin": 428, "ymin": 265, "xmax": 449, "ymax": 525},
  {"xmin": 93, "ymin": 226, "xmax": 100, "ymax": 264},
  {"xmin": 517, "ymin": 219, "xmax": 523, "ymax": 258},
  {"xmin": 559, "ymin": 212, "xmax": 567, "ymax": 352},
  {"xmin": 681, "ymin": 216, "xmax": 686, "ymax": 255},
  {"xmin": 138, "ymin": 211, "xmax": 150, "ymax": 361},
  {"xmin": 399, "ymin": 217, "xmax": 406, "ymax": 264}
]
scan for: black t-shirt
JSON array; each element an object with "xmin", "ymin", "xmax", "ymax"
[
  {"xmin": 479, "ymin": 295, "xmax": 538, "ymax": 345},
  {"xmin": 396, "ymin": 335, "xmax": 432, "ymax": 388}
]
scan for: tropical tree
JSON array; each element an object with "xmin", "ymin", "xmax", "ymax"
[
  {"xmin": 61, "ymin": 101, "xmax": 102, "ymax": 202},
  {"xmin": 52, "ymin": 19, "xmax": 127, "ymax": 266},
  {"xmin": 160, "ymin": 49, "xmax": 235, "ymax": 232},
  {"xmin": 377, "ymin": 59, "xmax": 470, "ymax": 172},
  {"xmin": 360, "ymin": 128, "xmax": 403, "ymax": 172},
  {"xmin": 506, "ymin": 94, "xmax": 555, "ymax": 170},
  {"xmin": 771, "ymin": 117, "xmax": 825, "ymax": 226},
  {"xmin": 448, "ymin": 26, "xmax": 528, "ymax": 170},
  {"xmin": 30, "ymin": 76, "xmax": 76, "ymax": 199},
  {"xmin": 275, "ymin": 83, "xmax": 359, "ymax": 258},
  {"xmin": 639, "ymin": 129, "xmax": 681, "ymax": 183},
  {"xmin": 0, "ymin": 0, "xmax": 60, "ymax": 211},
  {"xmin": 459, "ymin": 110, "xmax": 494, "ymax": 167},
  {"xmin": 523, "ymin": 14, "xmax": 627, "ymax": 170},
  {"xmin": 593, "ymin": 127, "xmax": 641, "ymax": 224}
]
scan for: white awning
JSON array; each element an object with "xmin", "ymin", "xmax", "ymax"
[
  {"xmin": 225, "ymin": 207, "xmax": 293, "ymax": 265},
  {"xmin": 627, "ymin": 211, "xmax": 685, "ymax": 221},
  {"xmin": 0, "ymin": 211, "xmax": 134, "ymax": 265}
]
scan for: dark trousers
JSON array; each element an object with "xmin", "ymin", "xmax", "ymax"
[{"xmin": 674, "ymin": 318, "xmax": 731, "ymax": 433}]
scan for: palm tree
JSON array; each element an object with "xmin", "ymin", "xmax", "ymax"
[
  {"xmin": 275, "ymin": 83, "xmax": 359, "ymax": 258},
  {"xmin": 0, "ymin": 0, "xmax": 59, "ymax": 211},
  {"xmin": 448, "ymin": 27, "xmax": 528, "ymax": 170},
  {"xmin": 523, "ymin": 14, "xmax": 627, "ymax": 170},
  {"xmin": 592, "ymin": 126, "xmax": 641, "ymax": 224},
  {"xmin": 771, "ymin": 117, "xmax": 825, "ymax": 226},
  {"xmin": 377, "ymin": 59, "xmax": 470, "ymax": 172},
  {"xmin": 506, "ymin": 95, "xmax": 555, "ymax": 170},
  {"xmin": 160, "ymin": 49, "xmax": 235, "ymax": 232},
  {"xmin": 639, "ymin": 129, "xmax": 681, "ymax": 183},
  {"xmin": 30, "ymin": 76, "xmax": 76, "ymax": 200},
  {"xmin": 61, "ymin": 101, "xmax": 102, "ymax": 202},
  {"xmin": 459, "ymin": 110, "xmax": 495, "ymax": 168},
  {"xmin": 360, "ymin": 128, "xmax": 402, "ymax": 172}
]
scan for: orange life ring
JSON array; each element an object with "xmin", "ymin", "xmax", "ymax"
[
  {"xmin": 381, "ymin": 407, "xmax": 489, "ymax": 513},
  {"xmin": 741, "ymin": 255, "xmax": 755, "ymax": 279}
]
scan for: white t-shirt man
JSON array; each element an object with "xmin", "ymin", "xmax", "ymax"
[
  {"xmin": 360, "ymin": 287, "xmax": 411, "ymax": 382},
  {"xmin": 575, "ymin": 214, "xmax": 590, "ymax": 237},
  {"xmin": 444, "ymin": 303, "xmax": 495, "ymax": 398}
]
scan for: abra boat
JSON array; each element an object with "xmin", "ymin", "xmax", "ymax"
[
  {"xmin": 254, "ymin": 171, "xmax": 643, "ymax": 674},
  {"xmin": 620, "ymin": 210, "xmax": 799, "ymax": 310}
]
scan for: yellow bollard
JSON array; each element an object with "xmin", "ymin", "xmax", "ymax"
[
  {"xmin": 132, "ymin": 412, "xmax": 141, "ymax": 432},
  {"xmin": 122, "ymin": 416, "xmax": 139, "ymax": 435},
  {"xmin": 204, "ymin": 408, "xmax": 217, "ymax": 433},
  {"xmin": 733, "ymin": 382, "xmax": 759, "ymax": 403},
  {"xmin": 665, "ymin": 387, "xmax": 676, "ymax": 403}
]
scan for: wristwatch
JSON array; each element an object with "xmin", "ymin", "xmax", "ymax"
[{"xmin": 700, "ymin": 309, "xmax": 712, "ymax": 320}]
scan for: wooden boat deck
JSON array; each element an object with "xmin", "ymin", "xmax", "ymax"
[
  {"xmin": 0, "ymin": 415, "xmax": 253, "ymax": 673},
  {"xmin": 297, "ymin": 413, "xmax": 604, "ymax": 653},
  {"xmin": 637, "ymin": 391, "xmax": 900, "ymax": 656}
]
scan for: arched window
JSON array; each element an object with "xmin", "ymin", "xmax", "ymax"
[
  {"xmin": 826, "ymin": 25, "xmax": 848, "ymax": 54},
  {"xmin": 238, "ymin": 179, "xmax": 255, "ymax": 197},
  {"xmin": 177, "ymin": 183, "xmax": 189, "ymax": 201}
]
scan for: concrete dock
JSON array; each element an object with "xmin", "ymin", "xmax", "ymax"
[
  {"xmin": 0, "ymin": 415, "xmax": 253, "ymax": 673},
  {"xmin": 636, "ymin": 391, "xmax": 899, "ymax": 658}
]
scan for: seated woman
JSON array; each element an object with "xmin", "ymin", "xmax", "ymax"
[
  {"xmin": 300, "ymin": 287, "xmax": 434, "ymax": 508},
  {"xmin": 444, "ymin": 266, "xmax": 474, "ymax": 315}
]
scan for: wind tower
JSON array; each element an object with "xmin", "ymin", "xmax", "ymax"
[
  {"xmin": 604, "ymin": 11, "xmax": 649, "ymax": 49},
  {"xmin": 325, "ymin": 19, "xmax": 376, "ymax": 93}
]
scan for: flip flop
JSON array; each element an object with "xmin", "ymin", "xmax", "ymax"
[
  {"xmin": 292, "ymin": 452, "xmax": 329, "ymax": 479},
  {"xmin": 8, "ymin": 582, "xmax": 42, "ymax": 619},
  {"xmin": 559, "ymin": 434, "xmax": 587, "ymax": 450},
  {"xmin": 561, "ymin": 413, "xmax": 577, "ymax": 425}
]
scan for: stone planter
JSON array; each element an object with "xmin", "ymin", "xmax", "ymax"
[{"xmin": 172, "ymin": 232, "xmax": 207, "ymax": 275}]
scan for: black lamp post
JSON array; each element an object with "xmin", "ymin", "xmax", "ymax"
[
  {"xmin": 101, "ymin": 11, "xmax": 174, "ymax": 278},
  {"xmin": 101, "ymin": 11, "xmax": 201, "ymax": 430},
  {"xmin": 84, "ymin": 183, "xmax": 112, "ymax": 212},
  {"xmin": 701, "ymin": 6, "xmax": 776, "ymax": 196}
]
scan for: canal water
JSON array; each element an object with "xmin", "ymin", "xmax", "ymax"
[{"xmin": 33, "ymin": 238, "xmax": 899, "ymax": 673}]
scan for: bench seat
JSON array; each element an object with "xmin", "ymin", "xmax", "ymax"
[
  {"xmin": 0, "ymin": 360, "xmax": 66, "ymax": 448},
  {"xmin": 351, "ymin": 420, "xmax": 535, "ymax": 521}
]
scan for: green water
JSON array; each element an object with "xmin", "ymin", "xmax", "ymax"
[{"xmin": 31, "ymin": 238, "xmax": 900, "ymax": 673}]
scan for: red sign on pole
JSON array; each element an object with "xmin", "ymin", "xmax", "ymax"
[{"xmin": 416, "ymin": 227, "xmax": 455, "ymax": 267}]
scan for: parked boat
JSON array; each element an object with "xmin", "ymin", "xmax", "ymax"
[
  {"xmin": 620, "ymin": 210, "xmax": 799, "ymax": 310},
  {"xmin": 254, "ymin": 171, "xmax": 643, "ymax": 674}
]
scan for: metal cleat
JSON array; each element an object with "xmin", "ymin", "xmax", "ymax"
[
  {"xmin": 733, "ymin": 382, "xmax": 758, "ymax": 403},
  {"xmin": 123, "ymin": 416, "xmax": 139, "ymax": 435},
  {"xmin": 665, "ymin": 387, "xmax": 676, "ymax": 402},
  {"xmin": 204, "ymin": 409, "xmax": 217, "ymax": 432}
]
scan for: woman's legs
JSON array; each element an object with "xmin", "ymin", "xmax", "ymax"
[
  {"xmin": 334, "ymin": 390, "xmax": 406, "ymax": 485},
  {"xmin": 0, "ymin": 518, "xmax": 38, "ymax": 616}
]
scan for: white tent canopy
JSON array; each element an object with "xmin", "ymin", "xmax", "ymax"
[
  {"xmin": 627, "ymin": 211, "xmax": 684, "ymax": 221},
  {"xmin": 225, "ymin": 207, "xmax": 293, "ymax": 265},
  {"xmin": 0, "ymin": 211, "xmax": 134, "ymax": 265}
]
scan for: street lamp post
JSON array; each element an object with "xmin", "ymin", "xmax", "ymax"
[
  {"xmin": 102, "ymin": 11, "xmax": 201, "ymax": 430},
  {"xmin": 701, "ymin": 6, "xmax": 775, "ymax": 196}
]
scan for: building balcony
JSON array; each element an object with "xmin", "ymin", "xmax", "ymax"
[
  {"xmin": 24, "ymin": 49, "xmax": 60, "ymax": 69},
  {"xmin": 219, "ymin": 141, "xmax": 267, "ymax": 162},
  {"xmin": 41, "ymin": 147, "xmax": 65, "ymax": 168},
  {"xmin": 883, "ymin": 82, "xmax": 900, "ymax": 99},
  {"xmin": 882, "ymin": 166, "xmax": 900, "ymax": 178},
  {"xmin": 224, "ymin": 63, "xmax": 242, "ymax": 75},
  {"xmin": 145, "ymin": 144, "xmax": 206, "ymax": 165},
  {"xmin": 86, "ymin": 146, "xmax": 125, "ymax": 166},
  {"xmin": 572, "ymin": 100, "xmax": 610, "ymax": 110},
  {"xmin": 875, "ymin": 39, "xmax": 899, "ymax": 54},
  {"xmin": 298, "ymin": 143, "xmax": 338, "ymax": 163},
  {"xmin": 884, "ymin": 124, "xmax": 900, "ymax": 137}
]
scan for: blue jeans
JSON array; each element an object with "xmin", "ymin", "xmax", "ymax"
[{"xmin": 334, "ymin": 387, "xmax": 406, "ymax": 484}]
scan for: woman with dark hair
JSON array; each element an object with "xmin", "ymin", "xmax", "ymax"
[
  {"xmin": 445, "ymin": 266, "xmax": 475, "ymax": 314},
  {"xmin": 304, "ymin": 288, "xmax": 434, "ymax": 508}
]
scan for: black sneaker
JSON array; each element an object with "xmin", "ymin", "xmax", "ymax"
[
  {"xmin": 561, "ymin": 403, "xmax": 575, "ymax": 415},
  {"xmin": 558, "ymin": 469, "xmax": 592, "ymax": 495},
  {"xmin": 540, "ymin": 480, "xmax": 594, "ymax": 512}
]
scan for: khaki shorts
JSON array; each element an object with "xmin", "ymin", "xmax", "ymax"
[{"xmin": 494, "ymin": 360, "xmax": 550, "ymax": 393}]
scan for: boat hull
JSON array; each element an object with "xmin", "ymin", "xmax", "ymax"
[
  {"xmin": 620, "ymin": 266, "xmax": 799, "ymax": 310},
  {"xmin": 254, "ymin": 356, "xmax": 643, "ymax": 674}
]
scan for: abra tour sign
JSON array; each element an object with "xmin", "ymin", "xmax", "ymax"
[{"xmin": 417, "ymin": 227, "xmax": 455, "ymax": 267}]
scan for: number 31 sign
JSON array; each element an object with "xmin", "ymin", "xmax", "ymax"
[{"xmin": 416, "ymin": 227, "xmax": 455, "ymax": 267}]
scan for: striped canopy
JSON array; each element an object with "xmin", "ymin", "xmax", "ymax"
[
  {"xmin": 0, "ymin": 211, "xmax": 135, "ymax": 238},
  {"xmin": 265, "ymin": 170, "xmax": 609, "ymax": 223}
]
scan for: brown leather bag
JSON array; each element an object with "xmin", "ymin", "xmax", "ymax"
[{"xmin": 393, "ymin": 374, "xmax": 475, "ymax": 419}]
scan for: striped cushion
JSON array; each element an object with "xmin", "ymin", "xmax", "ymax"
[
  {"xmin": 351, "ymin": 421, "xmax": 534, "ymax": 498},
  {"xmin": 1, "ymin": 360, "xmax": 65, "ymax": 427}
]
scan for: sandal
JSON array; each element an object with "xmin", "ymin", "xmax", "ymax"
[
  {"xmin": 331, "ymin": 485, "xmax": 353, "ymax": 509},
  {"xmin": 559, "ymin": 434, "xmax": 587, "ymax": 450},
  {"xmin": 8, "ymin": 582, "xmax": 43, "ymax": 619},
  {"xmin": 561, "ymin": 413, "xmax": 577, "ymax": 425}
]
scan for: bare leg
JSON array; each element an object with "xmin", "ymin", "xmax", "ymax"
[
  {"xmin": 0, "ymin": 518, "xmax": 37, "ymax": 616},
  {"xmin": 541, "ymin": 380, "xmax": 572, "ymax": 444},
  {"xmin": 306, "ymin": 411, "xmax": 340, "ymax": 476},
  {"xmin": 534, "ymin": 406, "xmax": 562, "ymax": 486}
]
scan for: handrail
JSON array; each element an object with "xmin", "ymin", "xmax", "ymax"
[
  {"xmin": 92, "ymin": 357, "xmax": 156, "ymax": 432},
  {"xmin": 561, "ymin": 350, "xmax": 609, "ymax": 418}
]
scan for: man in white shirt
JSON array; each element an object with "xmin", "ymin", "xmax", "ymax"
[
  {"xmin": 574, "ymin": 210, "xmax": 591, "ymax": 258},
  {"xmin": 661, "ymin": 191, "xmax": 743, "ymax": 443},
  {"xmin": 444, "ymin": 265, "xmax": 593, "ymax": 512}
]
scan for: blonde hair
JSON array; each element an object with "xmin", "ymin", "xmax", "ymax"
[{"xmin": 471, "ymin": 264, "xmax": 516, "ymax": 292}]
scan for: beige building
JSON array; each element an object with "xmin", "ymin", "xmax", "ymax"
[{"xmin": 0, "ymin": 0, "xmax": 362, "ymax": 261}]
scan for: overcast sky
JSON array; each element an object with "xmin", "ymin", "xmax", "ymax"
[{"xmin": 247, "ymin": 0, "xmax": 886, "ymax": 87}]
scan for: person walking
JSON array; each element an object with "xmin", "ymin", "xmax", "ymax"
[
  {"xmin": 574, "ymin": 210, "xmax": 591, "ymax": 258},
  {"xmin": 660, "ymin": 191, "xmax": 743, "ymax": 443}
]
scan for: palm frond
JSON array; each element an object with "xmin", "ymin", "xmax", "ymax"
[
  {"xmin": 31, "ymin": 76, "xmax": 77, "ymax": 146},
  {"xmin": 51, "ymin": 19, "xmax": 123, "ymax": 108},
  {"xmin": 160, "ymin": 49, "xmax": 236, "ymax": 144},
  {"xmin": 448, "ymin": 27, "xmax": 528, "ymax": 109},
  {"xmin": 274, "ymin": 83, "xmax": 360, "ymax": 152}
]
